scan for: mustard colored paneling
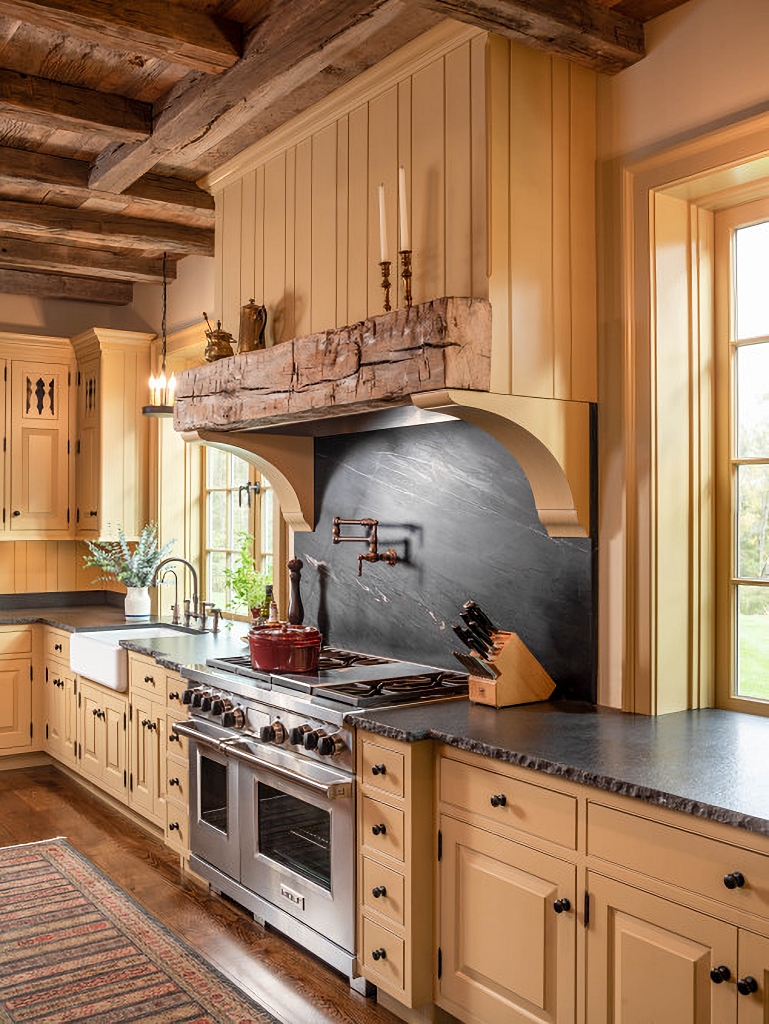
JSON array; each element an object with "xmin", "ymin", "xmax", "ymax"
[
  {"xmin": 368, "ymin": 86, "xmax": 398, "ymax": 313},
  {"xmin": 335, "ymin": 116, "xmax": 350, "ymax": 328},
  {"xmin": 348, "ymin": 104, "xmax": 370, "ymax": 326},
  {"xmin": 445, "ymin": 44, "xmax": 473, "ymax": 300},
  {"xmin": 411, "ymin": 59, "xmax": 446, "ymax": 305},
  {"xmin": 263, "ymin": 154, "xmax": 288, "ymax": 345},
  {"xmin": 294, "ymin": 138, "xmax": 312, "ymax": 338},
  {"xmin": 240, "ymin": 169, "xmax": 257, "ymax": 312}
]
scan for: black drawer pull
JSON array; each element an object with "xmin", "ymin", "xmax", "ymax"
[
  {"xmin": 168, "ymin": 822, "xmax": 180, "ymax": 831},
  {"xmin": 144, "ymin": 675, "xmax": 154, "ymax": 684},
  {"xmin": 490, "ymin": 793, "xmax": 507, "ymax": 808},
  {"xmin": 169, "ymin": 692, "xmax": 180, "ymax": 701},
  {"xmin": 738, "ymin": 976, "xmax": 758, "ymax": 996},
  {"xmin": 371, "ymin": 823, "xmax": 387, "ymax": 836},
  {"xmin": 372, "ymin": 886, "xmax": 387, "ymax": 899},
  {"xmin": 553, "ymin": 898, "xmax": 571, "ymax": 914},
  {"xmin": 371, "ymin": 948, "xmax": 387, "ymax": 961},
  {"xmin": 371, "ymin": 763, "xmax": 387, "ymax": 776},
  {"xmin": 724, "ymin": 871, "xmax": 745, "ymax": 890},
  {"xmin": 169, "ymin": 777, "xmax": 180, "ymax": 787},
  {"xmin": 54, "ymin": 643, "xmax": 62, "ymax": 652},
  {"xmin": 710, "ymin": 965, "xmax": 731, "ymax": 984},
  {"xmin": 168, "ymin": 733, "xmax": 181, "ymax": 742}
]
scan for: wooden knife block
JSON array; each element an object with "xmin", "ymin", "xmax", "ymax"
[{"xmin": 468, "ymin": 631, "xmax": 555, "ymax": 708}]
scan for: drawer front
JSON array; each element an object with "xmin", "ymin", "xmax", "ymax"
[
  {"xmin": 360, "ymin": 740, "xmax": 405, "ymax": 800},
  {"xmin": 361, "ymin": 857, "xmax": 406, "ymax": 926},
  {"xmin": 130, "ymin": 657, "xmax": 162, "ymax": 696},
  {"xmin": 166, "ymin": 764, "xmax": 190, "ymax": 806},
  {"xmin": 43, "ymin": 629, "xmax": 68, "ymax": 660},
  {"xmin": 165, "ymin": 674, "xmax": 186, "ymax": 710},
  {"xmin": 361, "ymin": 796, "xmax": 405, "ymax": 863},
  {"xmin": 166, "ymin": 804, "xmax": 188, "ymax": 852},
  {"xmin": 166, "ymin": 714, "xmax": 189, "ymax": 760},
  {"xmin": 587, "ymin": 801, "xmax": 769, "ymax": 918},
  {"xmin": 440, "ymin": 755, "xmax": 577, "ymax": 849},
  {"xmin": 360, "ymin": 916, "xmax": 405, "ymax": 992}
]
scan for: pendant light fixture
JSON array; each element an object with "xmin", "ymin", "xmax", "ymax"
[{"xmin": 142, "ymin": 253, "xmax": 176, "ymax": 417}]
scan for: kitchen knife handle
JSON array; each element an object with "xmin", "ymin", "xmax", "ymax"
[{"xmin": 463, "ymin": 599, "xmax": 500, "ymax": 634}]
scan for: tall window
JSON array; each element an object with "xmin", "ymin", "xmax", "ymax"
[
  {"xmin": 203, "ymin": 447, "xmax": 275, "ymax": 616},
  {"xmin": 717, "ymin": 212, "xmax": 769, "ymax": 708}
]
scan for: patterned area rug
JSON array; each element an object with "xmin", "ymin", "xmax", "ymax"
[{"xmin": 0, "ymin": 839, "xmax": 280, "ymax": 1023}]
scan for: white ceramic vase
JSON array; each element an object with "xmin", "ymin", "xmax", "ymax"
[{"xmin": 125, "ymin": 586, "xmax": 151, "ymax": 619}]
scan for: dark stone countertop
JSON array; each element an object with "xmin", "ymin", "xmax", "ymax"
[
  {"xmin": 348, "ymin": 699, "xmax": 769, "ymax": 837},
  {"xmin": 0, "ymin": 604, "xmax": 251, "ymax": 671}
]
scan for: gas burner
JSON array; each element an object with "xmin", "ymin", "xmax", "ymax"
[
  {"xmin": 312, "ymin": 670, "xmax": 469, "ymax": 708},
  {"xmin": 206, "ymin": 647, "xmax": 393, "ymax": 681},
  {"xmin": 316, "ymin": 647, "xmax": 393, "ymax": 669}
]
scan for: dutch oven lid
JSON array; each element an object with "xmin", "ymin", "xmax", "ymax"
[{"xmin": 250, "ymin": 624, "xmax": 321, "ymax": 645}]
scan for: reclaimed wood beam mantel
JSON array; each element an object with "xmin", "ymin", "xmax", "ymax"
[{"xmin": 173, "ymin": 297, "xmax": 492, "ymax": 433}]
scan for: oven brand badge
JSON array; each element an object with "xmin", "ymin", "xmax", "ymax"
[{"xmin": 280, "ymin": 884, "xmax": 306, "ymax": 911}]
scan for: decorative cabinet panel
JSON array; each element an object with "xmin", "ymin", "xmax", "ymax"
[
  {"xmin": 0, "ymin": 627, "xmax": 34, "ymax": 753},
  {"xmin": 70, "ymin": 328, "xmax": 152, "ymax": 540},
  {"xmin": 77, "ymin": 678, "xmax": 128, "ymax": 804},
  {"xmin": 44, "ymin": 628, "xmax": 77, "ymax": 768}
]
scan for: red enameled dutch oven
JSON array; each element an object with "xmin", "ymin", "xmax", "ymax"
[{"xmin": 248, "ymin": 623, "xmax": 322, "ymax": 673}]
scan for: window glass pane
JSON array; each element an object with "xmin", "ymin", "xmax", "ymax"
[
  {"xmin": 736, "ymin": 343, "xmax": 769, "ymax": 458},
  {"xmin": 232, "ymin": 491, "xmax": 250, "ymax": 538},
  {"xmin": 206, "ymin": 447, "xmax": 229, "ymax": 488},
  {"xmin": 735, "ymin": 222, "xmax": 769, "ymax": 340},
  {"xmin": 736, "ymin": 585, "xmax": 769, "ymax": 700},
  {"xmin": 261, "ymin": 486, "xmax": 274, "ymax": 557},
  {"xmin": 207, "ymin": 550, "xmax": 228, "ymax": 610},
  {"xmin": 737, "ymin": 464, "xmax": 769, "ymax": 579},
  {"xmin": 208, "ymin": 490, "xmax": 228, "ymax": 550}
]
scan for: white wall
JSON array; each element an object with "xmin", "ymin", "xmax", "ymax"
[{"xmin": 598, "ymin": 0, "xmax": 769, "ymax": 161}]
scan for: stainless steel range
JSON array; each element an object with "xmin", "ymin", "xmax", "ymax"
[{"xmin": 173, "ymin": 647, "xmax": 467, "ymax": 990}]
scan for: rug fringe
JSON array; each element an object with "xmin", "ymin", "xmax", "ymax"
[{"xmin": 0, "ymin": 836, "xmax": 67, "ymax": 851}]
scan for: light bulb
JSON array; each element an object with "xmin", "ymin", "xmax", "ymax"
[{"xmin": 149, "ymin": 373, "xmax": 157, "ymax": 406}]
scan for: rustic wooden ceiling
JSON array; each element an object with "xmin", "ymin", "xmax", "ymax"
[{"xmin": 0, "ymin": 0, "xmax": 692, "ymax": 306}]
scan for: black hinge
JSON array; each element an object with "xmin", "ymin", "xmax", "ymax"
[
  {"xmin": 77, "ymin": 370, "xmax": 81, "ymax": 386},
  {"xmin": 123, "ymin": 712, "xmax": 126, "ymax": 730},
  {"xmin": 2, "ymin": 509, "xmax": 5, "ymax": 524},
  {"xmin": 78, "ymin": 691, "xmax": 81, "ymax": 708},
  {"xmin": 3, "ymin": 367, "xmax": 6, "ymax": 382},
  {"xmin": 124, "ymin": 769, "xmax": 127, "ymax": 787},
  {"xmin": 68, "ymin": 370, "xmax": 71, "ymax": 387},
  {"xmin": 584, "ymin": 890, "xmax": 590, "ymax": 928},
  {"xmin": 30, "ymin": 721, "xmax": 33, "ymax": 739},
  {"xmin": 45, "ymin": 666, "xmax": 48, "ymax": 682},
  {"xmin": 73, "ymin": 740, "xmax": 77, "ymax": 759},
  {"xmin": 74, "ymin": 678, "xmax": 77, "ymax": 696},
  {"xmin": 437, "ymin": 947, "xmax": 442, "ymax": 979},
  {"xmin": 29, "ymin": 665, "xmax": 33, "ymax": 681},
  {"xmin": 76, "ymin": 508, "xmax": 80, "ymax": 524},
  {"xmin": 78, "ymin": 742, "xmax": 81, "ymax": 759},
  {"xmin": 67, "ymin": 507, "xmax": 70, "ymax": 524},
  {"xmin": 67, "ymin": 439, "xmax": 70, "ymax": 454},
  {"xmin": 437, "ymin": 829, "xmax": 442, "ymax": 862},
  {"xmin": 129, "ymin": 773, "xmax": 133, "ymax": 791},
  {"xmin": 46, "ymin": 724, "xmax": 49, "ymax": 740},
  {"xmin": 76, "ymin": 439, "xmax": 81, "ymax": 455},
  {"xmin": 129, "ymin": 704, "xmax": 133, "ymax": 722},
  {"xmin": 2, "ymin": 438, "xmax": 5, "ymax": 453}
]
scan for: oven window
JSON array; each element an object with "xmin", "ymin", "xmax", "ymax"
[
  {"xmin": 257, "ymin": 783, "xmax": 331, "ymax": 890},
  {"xmin": 200, "ymin": 755, "xmax": 229, "ymax": 834}
]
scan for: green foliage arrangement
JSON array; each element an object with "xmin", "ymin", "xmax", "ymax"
[
  {"xmin": 221, "ymin": 531, "xmax": 273, "ymax": 614},
  {"xmin": 83, "ymin": 523, "xmax": 175, "ymax": 588}
]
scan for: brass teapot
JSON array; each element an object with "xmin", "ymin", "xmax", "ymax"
[
  {"xmin": 203, "ymin": 315, "xmax": 234, "ymax": 362},
  {"xmin": 238, "ymin": 299, "xmax": 267, "ymax": 353}
]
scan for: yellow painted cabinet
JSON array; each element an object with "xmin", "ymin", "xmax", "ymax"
[
  {"xmin": 45, "ymin": 661, "xmax": 77, "ymax": 767},
  {"xmin": 77, "ymin": 678, "xmax": 128, "ymax": 804},
  {"xmin": 128, "ymin": 690, "xmax": 167, "ymax": 828},
  {"xmin": 0, "ymin": 627, "xmax": 34, "ymax": 752},
  {"xmin": 438, "ymin": 815, "xmax": 576, "ymax": 1024}
]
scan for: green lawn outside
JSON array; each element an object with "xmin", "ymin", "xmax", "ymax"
[{"xmin": 738, "ymin": 614, "xmax": 769, "ymax": 700}]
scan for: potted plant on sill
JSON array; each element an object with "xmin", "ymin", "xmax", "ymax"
[
  {"xmin": 221, "ymin": 531, "xmax": 273, "ymax": 620},
  {"xmin": 83, "ymin": 523, "xmax": 175, "ymax": 619}
]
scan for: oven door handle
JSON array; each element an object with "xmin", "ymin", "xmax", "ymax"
[
  {"xmin": 222, "ymin": 741, "xmax": 352, "ymax": 800},
  {"xmin": 171, "ymin": 720, "xmax": 227, "ymax": 752}
]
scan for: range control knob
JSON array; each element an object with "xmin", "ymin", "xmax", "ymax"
[
  {"xmin": 221, "ymin": 706, "xmax": 246, "ymax": 729},
  {"xmin": 318, "ymin": 733, "xmax": 345, "ymax": 756},
  {"xmin": 288, "ymin": 725, "xmax": 312, "ymax": 745},
  {"xmin": 260, "ymin": 721, "xmax": 286, "ymax": 744},
  {"xmin": 191, "ymin": 689, "xmax": 212, "ymax": 708},
  {"xmin": 303, "ymin": 729, "xmax": 324, "ymax": 751},
  {"xmin": 182, "ymin": 689, "xmax": 196, "ymax": 705},
  {"xmin": 211, "ymin": 697, "xmax": 232, "ymax": 716},
  {"xmin": 200, "ymin": 694, "xmax": 215, "ymax": 711}
]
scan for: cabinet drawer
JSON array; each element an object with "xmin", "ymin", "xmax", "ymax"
[
  {"xmin": 166, "ymin": 714, "xmax": 189, "ymax": 760},
  {"xmin": 361, "ymin": 857, "xmax": 405, "ymax": 927},
  {"xmin": 587, "ymin": 801, "xmax": 769, "ymax": 918},
  {"xmin": 361, "ymin": 796, "xmax": 405, "ymax": 863},
  {"xmin": 166, "ymin": 766, "xmax": 190, "ymax": 806},
  {"xmin": 360, "ymin": 740, "xmax": 405, "ymax": 800},
  {"xmin": 165, "ymin": 674, "xmax": 186, "ymax": 710},
  {"xmin": 43, "ymin": 629, "xmax": 68, "ymax": 660},
  {"xmin": 130, "ymin": 658, "xmax": 162, "ymax": 696},
  {"xmin": 360, "ymin": 916, "xmax": 405, "ymax": 992},
  {"xmin": 440, "ymin": 755, "xmax": 577, "ymax": 849},
  {"xmin": 166, "ymin": 804, "xmax": 188, "ymax": 852}
]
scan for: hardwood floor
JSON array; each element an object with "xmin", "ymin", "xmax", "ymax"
[{"xmin": 0, "ymin": 765, "xmax": 403, "ymax": 1024}]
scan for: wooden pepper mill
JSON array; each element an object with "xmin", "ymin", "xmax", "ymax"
[{"xmin": 287, "ymin": 558, "xmax": 304, "ymax": 625}]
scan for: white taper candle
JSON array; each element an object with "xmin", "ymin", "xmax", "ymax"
[
  {"xmin": 378, "ymin": 183, "xmax": 388, "ymax": 263},
  {"xmin": 399, "ymin": 166, "xmax": 410, "ymax": 250}
]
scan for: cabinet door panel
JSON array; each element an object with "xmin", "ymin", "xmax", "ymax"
[
  {"xmin": 439, "ymin": 815, "xmax": 575, "ymax": 1024},
  {"xmin": 129, "ymin": 695, "xmax": 154, "ymax": 817},
  {"xmin": 0, "ymin": 658, "xmax": 31, "ymax": 750},
  {"xmin": 79, "ymin": 686, "xmax": 101, "ymax": 780},
  {"xmin": 101, "ymin": 694, "xmax": 126, "ymax": 801},
  {"xmin": 586, "ymin": 873, "xmax": 736, "ymax": 1024},
  {"xmin": 738, "ymin": 930, "xmax": 769, "ymax": 1024}
]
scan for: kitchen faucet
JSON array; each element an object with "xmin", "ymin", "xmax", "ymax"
[{"xmin": 154, "ymin": 557, "xmax": 221, "ymax": 632}]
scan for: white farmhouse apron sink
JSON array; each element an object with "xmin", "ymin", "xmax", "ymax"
[{"xmin": 70, "ymin": 626, "xmax": 195, "ymax": 691}]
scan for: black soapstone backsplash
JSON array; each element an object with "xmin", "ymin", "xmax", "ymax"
[{"xmin": 291, "ymin": 418, "xmax": 596, "ymax": 703}]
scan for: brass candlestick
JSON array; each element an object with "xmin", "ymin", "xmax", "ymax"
[
  {"xmin": 399, "ymin": 249, "xmax": 413, "ymax": 308},
  {"xmin": 379, "ymin": 260, "xmax": 392, "ymax": 312}
]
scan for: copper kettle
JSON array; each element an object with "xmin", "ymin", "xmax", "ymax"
[
  {"xmin": 238, "ymin": 299, "xmax": 267, "ymax": 353},
  {"xmin": 203, "ymin": 317, "xmax": 234, "ymax": 362}
]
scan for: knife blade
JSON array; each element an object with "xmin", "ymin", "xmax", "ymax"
[
  {"xmin": 452, "ymin": 623, "xmax": 492, "ymax": 659},
  {"xmin": 452, "ymin": 651, "xmax": 500, "ymax": 679},
  {"xmin": 462, "ymin": 599, "xmax": 500, "ymax": 635},
  {"xmin": 460, "ymin": 610, "xmax": 494, "ymax": 647}
]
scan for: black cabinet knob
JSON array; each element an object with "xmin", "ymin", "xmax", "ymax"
[
  {"xmin": 141, "ymin": 719, "xmax": 149, "ymax": 728},
  {"xmin": 169, "ymin": 691, "xmax": 180, "ymax": 701},
  {"xmin": 12, "ymin": 510, "xmax": 20, "ymax": 517},
  {"xmin": 371, "ymin": 763, "xmax": 387, "ymax": 776},
  {"xmin": 724, "ymin": 871, "xmax": 745, "ymax": 890},
  {"xmin": 490, "ymin": 793, "xmax": 507, "ymax": 807},
  {"xmin": 144, "ymin": 674, "xmax": 154, "ymax": 684},
  {"xmin": 168, "ymin": 822, "xmax": 180, "ymax": 831},
  {"xmin": 737, "ymin": 976, "xmax": 758, "ymax": 996},
  {"xmin": 168, "ymin": 732, "xmax": 181, "ymax": 742},
  {"xmin": 371, "ymin": 948, "xmax": 387, "ymax": 961},
  {"xmin": 169, "ymin": 777, "xmax": 180, "ymax": 787},
  {"xmin": 54, "ymin": 643, "xmax": 62, "ymax": 652},
  {"xmin": 553, "ymin": 898, "xmax": 571, "ymax": 914},
  {"xmin": 371, "ymin": 823, "xmax": 387, "ymax": 836},
  {"xmin": 710, "ymin": 965, "xmax": 731, "ymax": 984},
  {"xmin": 372, "ymin": 886, "xmax": 387, "ymax": 899}
]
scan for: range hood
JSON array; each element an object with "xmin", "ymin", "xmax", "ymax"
[{"xmin": 173, "ymin": 297, "xmax": 590, "ymax": 538}]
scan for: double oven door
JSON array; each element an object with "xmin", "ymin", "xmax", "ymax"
[{"xmin": 187, "ymin": 724, "xmax": 356, "ymax": 955}]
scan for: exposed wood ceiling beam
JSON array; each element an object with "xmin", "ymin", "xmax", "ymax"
[
  {"xmin": 0, "ymin": 236, "xmax": 175, "ymax": 282},
  {"xmin": 0, "ymin": 147, "xmax": 214, "ymax": 221},
  {"xmin": 0, "ymin": 267, "xmax": 132, "ymax": 304},
  {"xmin": 0, "ymin": 68, "xmax": 151, "ymax": 139},
  {"xmin": 0, "ymin": 0, "xmax": 243, "ymax": 74},
  {"xmin": 413, "ymin": 0, "xmax": 646, "ymax": 73},
  {"xmin": 89, "ymin": 0, "xmax": 439, "ymax": 194},
  {"xmin": 0, "ymin": 199, "xmax": 214, "ymax": 255}
]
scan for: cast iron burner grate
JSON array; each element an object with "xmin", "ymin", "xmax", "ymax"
[
  {"xmin": 206, "ymin": 647, "xmax": 394, "ymax": 679},
  {"xmin": 312, "ymin": 671, "xmax": 470, "ymax": 707}
]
